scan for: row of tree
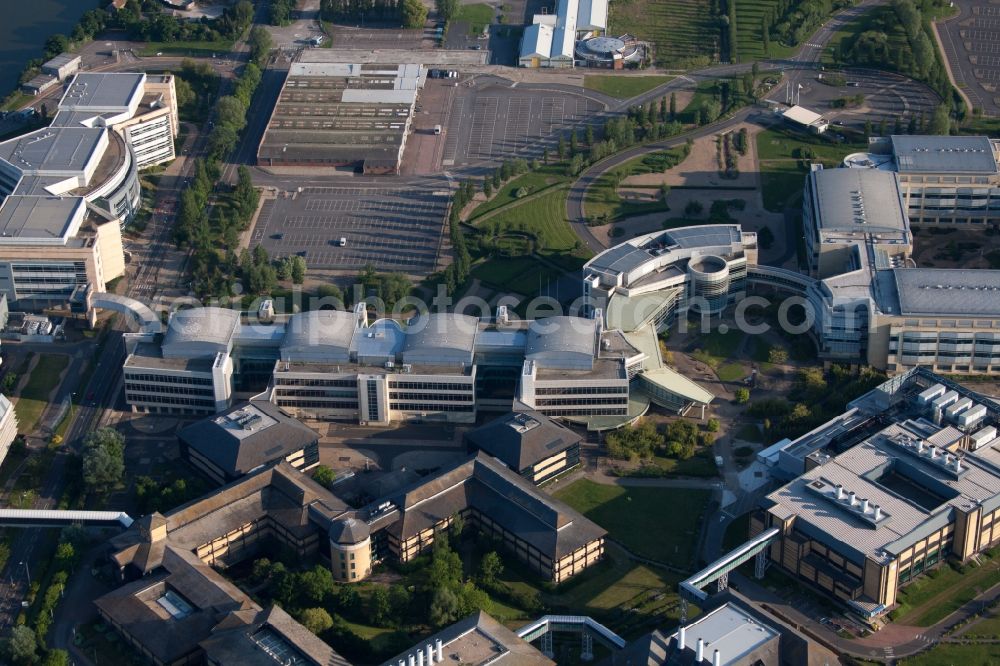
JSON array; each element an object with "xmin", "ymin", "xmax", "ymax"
[
  {"xmin": 320, "ymin": 0, "xmax": 427, "ymax": 27},
  {"xmin": 115, "ymin": 0, "xmax": 254, "ymax": 43}
]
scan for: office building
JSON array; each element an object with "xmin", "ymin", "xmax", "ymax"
[
  {"xmin": 0, "ymin": 394, "xmax": 18, "ymax": 468},
  {"xmin": 519, "ymin": 0, "xmax": 610, "ymax": 67},
  {"xmin": 124, "ymin": 305, "xmax": 712, "ymax": 429},
  {"xmin": 177, "ymin": 401, "xmax": 320, "ymax": 484},
  {"xmin": 755, "ymin": 368, "xmax": 1000, "ymax": 621},
  {"xmin": 383, "ymin": 611, "xmax": 554, "ymax": 666},
  {"xmin": 98, "ymin": 455, "xmax": 605, "ymax": 657},
  {"xmin": 843, "ymin": 135, "xmax": 1000, "ymax": 226},
  {"xmin": 0, "ymin": 72, "xmax": 178, "ymax": 309},
  {"xmin": 465, "ymin": 410, "xmax": 582, "ymax": 484},
  {"xmin": 257, "ymin": 62, "xmax": 423, "ymax": 174}
]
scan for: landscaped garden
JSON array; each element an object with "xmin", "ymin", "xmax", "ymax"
[
  {"xmin": 12, "ymin": 354, "xmax": 69, "ymax": 433},
  {"xmin": 608, "ymin": 0, "xmax": 719, "ymax": 68}
]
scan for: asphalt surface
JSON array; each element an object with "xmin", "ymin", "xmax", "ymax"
[{"xmin": 936, "ymin": 0, "xmax": 1000, "ymax": 117}]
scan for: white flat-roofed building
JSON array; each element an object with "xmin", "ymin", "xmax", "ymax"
[
  {"xmin": 0, "ymin": 394, "xmax": 18, "ymax": 468},
  {"xmin": 781, "ymin": 105, "xmax": 828, "ymax": 134},
  {"xmin": 42, "ymin": 53, "xmax": 81, "ymax": 81},
  {"xmin": 123, "ymin": 305, "xmax": 660, "ymax": 429},
  {"xmin": 803, "ymin": 166, "xmax": 910, "ymax": 279},
  {"xmin": 844, "ymin": 135, "xmax": 1000, "ymax": 227},
  {"xmin": 518, "ymin": 0, "xmax": 608, "ymax": 67}
]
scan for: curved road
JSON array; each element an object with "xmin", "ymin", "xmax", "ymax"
[{"xmin": 566, "ymin": 0, "xmax": 890, "ymax": 252}]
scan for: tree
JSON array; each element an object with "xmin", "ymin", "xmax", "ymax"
[
  {"xmin": 370, "ymin": 585, "xmax": 391, "ymax": 625},
  {"xmin": 762, "ymin": 17, "xmax": 770, "ymax": 52},
  {"xmin": 300, "ymin": 608, "xmax": 334, "ymax": 635},
  {"xmin": 44, "ymin": 35, "xmax": 69, "ymax": 59},
  {"xmin": 604, "ymin": 420, "xmax": 663, "ymax": 460},
  {"xmin": 585, "ymin": 124, "xmax": 594, "ymax": 146},
  {"xmin": 299, "ymin": 565, "xmax": 335, "ymax": 604},
  {"xmin": 706, "ymin": 418, "xmax": 720, "ymax": 433},
  {"xmin": 735, "ymin": 387, "xmax": 751, "ymax": 404},
  {"xmin": 248, "ymin": 26, "xmax": 274, "ymax": 65},
  {"xmin": 8, "ymin": 625, "xmax": 37, "ymax": 665},
  {"xmin": 401, "ymin": 0, "xmax": 428, "ymax": 28},
  {"xmin": 313, "ymin": 465, "xmax": 335, "ymax": 487},
  {"xmin": 669, "ymin": 92, "xmax": 677, "ymax": 121},
  {"xmin": 929, "ymin": 104, "xmax": 950, "ymax": 134},
  {"xmin": 435, "ymin": 0, "xmax": 459, "ymax": 20},
  {"xmin": 430, "ymin": 587, "xmax": 462, "ymax": 627},
  {"xmin": 479, "ymin": 551, "xmax": 503, "ymax": 587},
  {"xmin": 81, "ymin": 428, "xmax": 125, "ymax": 495},
  {"xmin": 768, "ymin": 347, "xmax": 788, "ymax": 364},
  {"xmin": 557, "ymin": 136, "xmax": 567, "ymax": 159},
  {"xmin": 41, "ymin": 651, "xmax": 69, "ymax": 666},
  {"xmin": 291, "ymin": 256, "xmax": 307, "ymax": 284},
  {"xmin": 389, "ymin": 584, "xmax": 412, "ymax": 623}
]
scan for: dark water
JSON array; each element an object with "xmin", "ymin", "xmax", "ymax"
[{"xmin": 0, "ymin": 0, "xmax": 97, "ymax": 98}]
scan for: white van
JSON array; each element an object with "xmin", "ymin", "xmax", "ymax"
[
  {"xmin": 433, "ymin": 125, "xmax": 442, "ymax": 135},
  {"xmin": 339, "ymin": 237, "xmax": 347, "ymax": 246}
]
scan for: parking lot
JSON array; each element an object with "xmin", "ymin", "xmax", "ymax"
[
  {"xmin": 796, "ymin": 68, "xmax": 940, "ymax": 129},
  {"xmin": 937, "ymin": 0, "xmax": 1000, "ymax": 116},
  {"xmin": 443, "ymin": 77, "xmax": 609, "ymax": 167},
  {"xmin": 250, "ymin": 179, "xmax": 449, "ymax": 275}
]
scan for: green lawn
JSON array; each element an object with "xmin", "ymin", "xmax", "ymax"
[
  {"xmin": 139, "ymin": 40, "xmax": 234, "ymax": 57},
  {"xmin": 472, "ymin": 188, "xmax": 591, "ymax": 272},
  {"xmin": 554, "ymin": 479, "xmax": 710, "ymax": 568},
  {"xmin": 893, "ymin": 559, "xmax": 1000, "ymax": 626},
  {"xmin": 454, "ymin": 3, "xmax": 494, "ymax": 34},
  {"xmin": 899, "ymin": 643, "xmax": 1000, "ymax": 665},
  {"xmin": 471, "ymin": 255, "xmax": 563, "ymax": 296},
  {"xmin": 1, "ymin": 92, "xmax": 32, "ymax": 113},
  {"xmin": 609, "ymin": 0, "xmax": 718, "ymax": 68},
  {"xmin": 469, "ymin": 166, "xmax": 571, "ymax": 221},
  {"xmin": 734, "ymin": 0, "xmax": 798, "ymax": 61},
  {"xmin": 583, "ymin": 75, "xmax": 675, "ymax": 99},
  {"xmin": 722, "ymin": 513, "xmax": 751, "ymax": 553},
  {"xmin": 961, "ymin": 609, "xmax": 1000, "ymax": 639},
  {"xmin": 631, "ymin": 452, "xmax": 719, "ymax": 478},
  {"xmin": 759, "ymin": 161, "xmax": 809, "ymax": 212},
  {"xmin": 755, "ymin": 127, "xmax": 862, "ymax": 162},
  {"xmin": 14, "ymin": 354, "xmax": 69, "ymax": 433},
  {"xmin": 734, "ymin": 423, "xmax": 763, "ymax": 442}
]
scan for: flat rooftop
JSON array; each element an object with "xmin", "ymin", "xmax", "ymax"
[
  {"xmin": 766, "ymin": 418, "xmax": 1000, "ymax": 562},
  {"xmin": 0, "ymin": 127, "xmax": 105, "ymax": 174},
  {"xmin": 0, "ymin": 196, "xmax": 83, "ymax": 242},
  {"xmin": 670, "ymin": 603, "xmax": 778, "ymax": 663},
  {"xmin": 890, "ymin": 268, "xmax": 1000, "ymax": 317},
  {"xmin": 124, "ymin": 343, "xmax": 216, "ymax": 373},
  {"xmin": 812, "ymin": 168, "xmax": 909, "ymax": 239},
  {"xmin": 891, "ymin": 135, "xmax": 999, "ymax": 174},
  {"xmin": 59, "ymin": 72, "xmax": 144, "ymax": 111}
]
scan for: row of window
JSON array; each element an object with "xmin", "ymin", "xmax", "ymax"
[
  {"xmin": 123, "ymin": 373, "xmax": 212, "ymax": 386},
  {"xmin": 389, "ymin": 403, "xmax": 474, "ymax": 412},
  {"xmin": 535, "ymin": 386, "xmax": 628, "ymax": 395},
  {"xmin": 535, "ymin": 397, "xmax": 629, "ymax": 406},
  {"xmin": 124, "ymin": 383, "xmax": 214, "ymax": 397},
  {"xmin": 274, "ymin": 378, "xmax": 357, "ymax": 387},
  {"xmin": 387, "ymin": 381, "xmax": 473, "ymax": 390}
]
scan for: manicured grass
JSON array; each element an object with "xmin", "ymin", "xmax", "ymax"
[
  {"xmin": 734, "ymin": 0, "xmax": 798, "ymax": 61},
  {"xmin": 469, "ymin": 166, "xmax": 571, "ymax": 220},
  {"xmin": 472, "ymin": 188, "xmax": 591, "ymax": 273},
  {"xmin": 583, "ymin": 75, "xmax": 675, "ymax": 99},
  {"xmin": 139, "ymin": 40, "xmax": 235, "ymax": 57},
  {"xmin": 899, "ymin": 643, "xmax": 1000, "ymax": 665},
  {"xmin": 471, "ymin": 255, "xmax": 563, "ymax": 296},
  {"xmin": 759, "ymin": 161, "xmax": 809, "ymax": 212},
  {"xmin": 893, "ymin": 559, "xmax": 1000, "ymax": 627},
  {"xmin": 961, "ymin": 609, "xmax": 1000, "ymax": 639},
  {"xmin": 455, "ymin": 3, "xmax": 494, "ymax": 34},
  {"xmin": 14, "ymin": 354, "xmax": 69, "ymax": 433},
  {"xmin": 554, "ymin": 479, "xmax": 710, "ymax": 568},
  {"xmin": 755, "ymin": 126, "xmax": 862, "ymax": 162},
  {"xmin": 609, "ymin": 0, "xmax": 718, "ymax": 68},
  {"xmin": 716, "ymin": 362, "xmax": 747, "ymax": 382},
  {"xmin": 697, "ymin": 328, "xmax": 742, "ymax": 358},
  {"xmin": 633, "ymin": 452, "xmax": 719, "ymax": 477}
]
